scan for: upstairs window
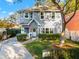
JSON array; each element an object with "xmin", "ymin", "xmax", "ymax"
[
  {"xmin": 25, "ymin": 13, "xmax": 28, "ymax": 18},
  {"xmin": 52, "ymin": 12, "xmax": 55, "ymax": 18},
  {"xmin": 41, "ymin": 12, "xmax": 44, "ymax": 19}
]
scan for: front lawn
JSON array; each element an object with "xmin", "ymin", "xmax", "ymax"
[
  {"xmin": 24, "ymin": 39, "xmax": 53, "ymax": 59},
  {"xmin": 24, "ymin": 39, "xmax": 79, "ymax": 59}
]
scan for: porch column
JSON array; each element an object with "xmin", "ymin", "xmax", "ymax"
[
  {"xmin": 38, "ymin": 27, "xmax": 39, "ymax": 34},
  {"xmin": 38, "ymin": 26, "xmax": 40, "ymax": 34},
  {"xmin": 53, "ymin": 28, "xmax": 55, "ymax": 34},
  {"xmin": 29, "ymin": 28, "xmax": 30, "ymax": 38},
  {"xmin": 45, "ymin": 28, "xmax": 46, "ymax": 33},
  {"xmin": 40, "ymin": 28, "xmax": 42, "ymax": 34}
]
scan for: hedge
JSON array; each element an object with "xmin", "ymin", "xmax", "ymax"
[
  {"xmin": 6, "ymin": 29, "xmax": 21, "ymax": 38},
  {"xmin": 38, "ymin": 34, "xmax": 60, "ymax": 40},
  {"xmin": 17, "ymin": 34, "xmax": 28, "ymax": 42}
]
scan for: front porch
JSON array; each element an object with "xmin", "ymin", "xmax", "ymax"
[{"xmin": 23, "ymin": 27, "xmax": 59, "ymax": 38}]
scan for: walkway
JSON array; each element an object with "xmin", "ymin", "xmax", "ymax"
[
  {"xmin": 22, "ymin": 38, "xmax": 36, "ymax": 45},
  {"xmin": 0, "ymin": 37, "xmax": 34, "ymax": 59}
]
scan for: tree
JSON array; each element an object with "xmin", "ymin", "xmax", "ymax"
[
  {"xmin": 0, "ymin": 20, "xmax": 15, "ymax": 28},
  {"xmin": 66, "ymin": 0, "xmax": 79, "ymax": 13},
  {"xmin": 50, "ymin": 0, "xmax": 78, "ymax": 47}
]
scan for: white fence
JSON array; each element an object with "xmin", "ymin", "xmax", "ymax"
[{"xmin": 65, "ymin": 29, "xmax": 79, "ymax": 41}]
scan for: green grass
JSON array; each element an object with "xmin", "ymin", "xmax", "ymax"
[
  {"xmin": 24, "ymin": 39, "xmax": 79, "ymax": 59},
  {"xmin": 24, "ymin": 39, "xmax": 53, "ymax": 59}
]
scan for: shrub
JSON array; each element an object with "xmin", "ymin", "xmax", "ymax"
[
  {"xmin": 7, "ymin": 29, "xmax": 21, "ymax": 38},
  {"xmin": 17, "ymin": 34, "xmax": 28, "ymax": 42},
  {"xmin": 43, "ymin": 48, "xmax": 79, "ymax": 59},
  {"xmin": 38, "ymin": 34, "xmax": 47, "ymax": 40},
  {"xmin": 38, "ymin": 34, "xmax": 60, "ymax": 40},
  {"xmin": 53, "ymin": 34, "xmax": 61, "ymax": 39}
]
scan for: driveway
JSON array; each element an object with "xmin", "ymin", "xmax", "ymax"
[{"xmin": 0, "ymin": 37, "xmax": 34, "ymax": 59}]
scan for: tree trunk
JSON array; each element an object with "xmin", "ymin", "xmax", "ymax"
[
  {"xmin": 59, "ymin": 14, "xmax": 66, "ymax": 47},
  {"xmin": 59, "ymin": 32, "xmax": 65, "ymax": 47}
]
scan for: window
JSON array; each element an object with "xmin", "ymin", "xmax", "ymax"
[
  {"xmin": 30, "ymin": 12, "xmax": 33, "ymax": 18},
  {"xmin": 46, "ymin": 28, "xmax": 49, "ymax": 33},
  {"xmin": 25, "ymin": 13, "xmax": 28, "ymax": 18},
  {"xmin": 50, "ymin": 28, "xmax": 53, "ymax": 33},
  {"xmin": 52, "ymin": 12, "xmax": 55, "ymax": 18},
  {"xmin": 41, "ymin": 12, "xmax": 44, "ymax": 19},
  {"xmin": 33, "ymin": 28, "xmax": 36, "ymax": 32},
  {"xmin": 42, "ymin": 28, "xmax": 53, "ymax": 33},
  {"xmin": 42, "ymin": 28, "xmax": 45, "ymax": 33}
]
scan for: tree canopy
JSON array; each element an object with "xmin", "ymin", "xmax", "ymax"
[{"xmin": 66, "ymin": 0, "xmax": 79, "ymax": 14}]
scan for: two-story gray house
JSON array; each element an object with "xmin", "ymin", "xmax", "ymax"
[{"xmin": 17, "ymin": 0, "xmax": 63, "ymax": 38}]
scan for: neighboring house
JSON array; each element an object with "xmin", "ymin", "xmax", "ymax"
[
  {"xmin": 65, "ymin": 10, "xmax": 79, "ymax": 41},
  {"xmin": 16, "ymin": 0, "xmax": 63, "ymax": 38}
]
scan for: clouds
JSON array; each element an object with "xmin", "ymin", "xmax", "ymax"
[
  {"xmin": 0, "ymin": 8, "xmax": 14, "ymax": 18},
  {"xmin": 5, "ymin": 0, "xmax": 22, "ymax": 4},
  {"xmin": 0, "ymin": 8, "xmax": 2, "ymax": 11},
  {"xmin": 6, "ymin": 0, "xmax": 15, "ymax": 3},
  {"xmin": 2, "ymin": 11, "xmax": 7, "ymax": 14},
  {"xmin": 1, "ymin": 11, "xmax": 14, "ymax": 15},
  {"xmin": 0, "ymin": 11, "xmax": 14, "ymax": 18},
  {"xmin": 0, "ymin": 0, "xmax": 34, "ymax": 18},
  {"xmin": 0, "ymin": 7, "xmax": 14, "ymax": 18},
  {"xmin": 9, "ymin": 12, "xmax": 14, "ymax": 15},
  {"xmin": 0, "ymin": 8, "xmax": 7, "ymax": 14}
]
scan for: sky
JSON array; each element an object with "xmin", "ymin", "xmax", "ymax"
[
  {"xmin": 0, "ymin": 0, "xmax": 35, "ymax": 18},
  {"xmin": 0, "ymin": 0, "xmax": 64, "ymax": 19}
]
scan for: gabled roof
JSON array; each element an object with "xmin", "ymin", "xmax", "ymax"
[
  {"xmin": 21, "ymin": 18, "xmax": 44, "ymax": 26},
  {"xmin": 66, "ymin": 10, "xmax": 79, "ymax": 31},
  {"xmin": 27, "ymin": 19, "xmax": 41, "ymax": 25},
  {"xmin": 23, "ymin": 2, "xmax": 59, "ymax": 13}
]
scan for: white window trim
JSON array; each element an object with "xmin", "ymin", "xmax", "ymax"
[
  {"xmin": 29, "ymin": 12, "xmax": 33, "ymax": 19},
  {"xmin": 25, "ymin": 13, "xmax": 29, "ymax": 19},
  {"xmin": 40, "ymin": 12, "xmax": 45, "ymax": 20},
  {"xmin": 27, "ymin": 19, "xmax": 40, "ymax": 25}
]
